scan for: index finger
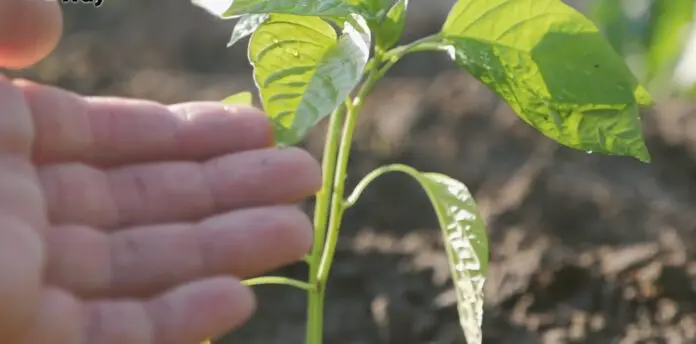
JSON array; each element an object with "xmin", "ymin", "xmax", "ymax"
[{"xmin": 16, "ymin": 79, "xmax": 275, "ymax": 167}]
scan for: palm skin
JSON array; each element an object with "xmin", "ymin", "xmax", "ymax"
[{"xmin": 0, "ymin": 78, "xmax": 321, "ymax": 344}]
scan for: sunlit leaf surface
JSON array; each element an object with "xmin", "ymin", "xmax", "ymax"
[
  {"xmin": 248, "ymin": 14, "xmax": 370, "ymax": 145},
  {"xmin": 440, "ymin": 0, "xmax": 652, "ymax": 161}
]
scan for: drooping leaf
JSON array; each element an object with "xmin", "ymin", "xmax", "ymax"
[
  {"xmin": 248, "ymin": 14, "xmax": 370, "ymax": 146},
  {"xmin": 228, "ymin": 14, "xmax": 269, "ymax": 48},
  {"xmin": 375, "ymin": 0, "xmax": 409, "ymax": 51},
  {"xmin": 644, "ymin": 0, "xmax": 695, "ymax": 81},
  {"xmin": 348, "ymin": 164, "xmax": 488, "ymax": 344},
  {"xmin": 419, "ymin": 172, "xmax": 488, "ymax": 344},
  {"xmin": 440, "ymin": 0, "xmax": 652, "ymax": 162},
  {"xmin": 221, "ymin": 91, "xmax": 253, "ymax": 105}
]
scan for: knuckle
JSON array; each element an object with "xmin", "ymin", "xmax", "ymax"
[
  {"xmin": 40, "ymin": 163, "xmax": 115, "ymax": 226},
  {"xmin": 0, "ymin": 166, "xmax": 44, "ymax": 225},
  {"xmin": 0, "ymin": 155, "xmax": 44, "ymax": 228},
  {"xmin": 0, "ymin": 78, "xmax": 34, "ymax": 155}
]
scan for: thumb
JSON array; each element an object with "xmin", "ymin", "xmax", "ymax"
[{"xmin": 0, "ymin": 0, "xmax": 63, "ymax": 70}]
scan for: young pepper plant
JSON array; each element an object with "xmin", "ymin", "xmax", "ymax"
[{"xmin": 192, "ymin": 0, "xmax": 652, "ymax": 343}]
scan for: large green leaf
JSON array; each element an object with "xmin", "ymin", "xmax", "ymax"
[
  {"xmin": 248, "ymin": 14, "xmax": 370, "ymax": 146},
  {"xmin": 192, "ymin": 0, "xmax": 378, "ymax": 19},
  {"xmin": 588, "ymin": 0, "xmax": 636, "ymax": 56},
  {"xmin": 644, "ymin": 0, "xmax": 695, "ymax": 81},
  {"xmin": 375, "ymin": 0, "xmax": 409, "ymax": 51},
  {"xmin": 589, "ymin": 0, "xmax": 695, "ymax": 96},
  {"xmin": 360, "ymin": 0, "xmax": 394, "ymax": 19},
  {"xmin": 440, "ymin": 0, "xmax": 652, "ymax": 162},
  {"xmin": 348, "ymin": 164, "xmax": 489, "ymax": 344}
]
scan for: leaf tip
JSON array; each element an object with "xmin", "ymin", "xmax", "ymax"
[
  {"xmin": 221, "ymin": 91, "xmax": 253, "ymax": 106},
  {"xmin": 627, "ymin": 139, "xmax": 651, "ymax": 163},
  {"xmin": 635, "ymin": 84, "xmax": 654, "ymax": 106},
  {"xmin": 635, "ymin": 149, "xmax": 652, "ymax": 163}
]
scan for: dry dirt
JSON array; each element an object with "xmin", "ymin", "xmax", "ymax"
[{"xmin": 9, "ymin": 1, "xmax": 696, "ymax": 343}]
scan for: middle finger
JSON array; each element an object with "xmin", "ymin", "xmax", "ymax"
[{"xmin": 40, "ymin": 147, "xmax": 321, "ymax": 229}]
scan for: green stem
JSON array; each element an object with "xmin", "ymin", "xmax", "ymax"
[
  {"xmin": 316, "ymin": 70, "xmax": 382, "ymax": 283},
  {"xmin": 304, "ymin": 36, "xmax": 430, "ymax": 344},
  {"xmin": 344, "ymin": 167, "xmax": 391, "ymax": 208},
  {"xmin": 382, "ymin": 34, "xmax": 443, "ymax": 62},
  {"xmin": 306, "ymin": 104, "xmax": 346, "ymax": 344},
  {"xmin": 242, "ymin": 276, "xmax": 316, "ymax": 291}
]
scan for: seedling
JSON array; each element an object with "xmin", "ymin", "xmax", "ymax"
[{"xmin": 193, "ymin": 1, "xmax": 652, "ymax": 343}]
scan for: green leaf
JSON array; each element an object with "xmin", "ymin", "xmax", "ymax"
[
  {"xmin": 347, "ymin": 164, "xmax": 489, "ymax": 344},
  {"xmin": 248, "ymin": 14, "xmax": 370, "ymax": 146},
  {"xmin": 359, "ymin": 0, "xmax": 393, "ymax": 20},
  {"xmin": 228, "ymin": 14, "xmax": 269, "ymax": 48},
  {"xmin": 589, "ymin": 0, "xmax": 696, "ymax": 97},
  {"xmin": 689, "ymin": 82, "xmax": 696, "ymax": 99},
  {"xmin": 221, "ymin": 91, "xmax": 253, "ymax": 105},
  {"xmin": 375, "ymin": 0, "xmax": 408, "ymax": 51},
  {"xmin": 420, "ymin": 172, "xmax": 487, "ymax": 344},
  {"xmin": 440, "ymin": 0, "xmax": 652, "ymax": 162},
  {"xmin": 589, "ymin": 0, "xmax": 643, "ymax": 57},
  {"xmin": 644, "ymin": 0, "xmax": 695, "ymax": 81},
  {"xmin": 588, "ymin": 0, "xmax": 635, "ymax": 56},
  {"xmin": 193, "ymin": 0, "xmax": 363, "ymax": 19},
  {"xmin": 587, "ymin": 0, "xmax": 648, "ymax": 87}
]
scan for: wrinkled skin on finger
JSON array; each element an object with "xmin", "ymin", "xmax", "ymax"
[{"xmin": 0, "ymin": 1, "xmax": 322, "ymax": 342}]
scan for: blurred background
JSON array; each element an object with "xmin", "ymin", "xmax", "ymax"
[{"xmin": 10, "ymin": 0, "xmax": 696, "ymax": 343}]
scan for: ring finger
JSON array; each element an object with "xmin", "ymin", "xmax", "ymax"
[{"xmin": 45, "ymin": 205, "xmax": 312, "ymax": 298}]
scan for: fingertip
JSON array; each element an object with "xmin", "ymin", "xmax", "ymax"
[
  {"xmin": 284, "ymin": 147, "xmax": 323, "ymax": 194},
  {"xmin": 192, "ymin": 277, "xmax": 257, "ymax": 330},
  {"xmin": 272, "ymin": 205, "xmax": 314, "ymax": 260},
  {"xmin": 148, "ymin": 277, "xmax": 256, "ymax": 344},
  {"xmin": 0, "ymin": 0, "xmax": 63, "ymax": 69},
  {"xmin": 223, "ymin": 104, "xmax": 276, "ymax": 148}
]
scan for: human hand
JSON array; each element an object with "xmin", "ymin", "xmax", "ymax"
[{"xmin": 0, "ymin": 1, "xmax": 321, "ymax": 343}]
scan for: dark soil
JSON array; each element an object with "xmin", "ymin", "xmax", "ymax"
[{"xmin": 12, "ymin": 1, "xmax": 696, "ymax": 343}]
